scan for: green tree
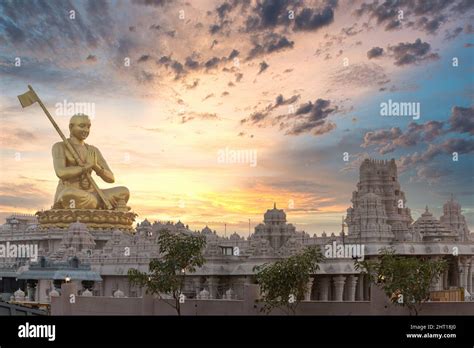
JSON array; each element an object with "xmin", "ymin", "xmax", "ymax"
[
  {"xmin": 253, "ymin": 246, "xmax": 324, "ymax": 315},
  {"xmin": 128, "ymin": 229, "xmax": 206, "ymax": 315},
  {"xmin": 355, "ymin": 247, "xmax": 448, "ymax": 315}
]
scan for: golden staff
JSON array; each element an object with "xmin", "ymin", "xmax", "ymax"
[{"xmin": 17, "ymin": 85, "xmax": 113, "ymax": 210}]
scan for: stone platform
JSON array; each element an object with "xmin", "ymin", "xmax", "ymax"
[{"xmin": 35, "ymin": 209, "xmax": 137, "ymax": 231}]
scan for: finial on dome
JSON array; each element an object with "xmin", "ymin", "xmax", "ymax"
[
  {"xmin": 425, "ymin": 205, "xmax": 429, "ymax": 212},
  {"xmin": 274, "ymin": 202, "xmax": 276, "ymax": 209}
]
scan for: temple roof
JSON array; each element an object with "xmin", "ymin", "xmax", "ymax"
[
  {"xmin": 412, "ymin": 206, "xmax": 456, "ymax": 240},
  {"xmin": 263, "ymin": 203, "xmax": 286, "ymax": 223}
]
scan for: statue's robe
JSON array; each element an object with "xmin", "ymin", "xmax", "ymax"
[{"xmin": 52, "ymin": 140, "xmax": 129, "ymax": 209}]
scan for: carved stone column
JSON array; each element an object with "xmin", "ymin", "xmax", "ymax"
[
  {"xmin": 468, "ymin": 259, "xmax": 473, "ymax": 294},
  {"xmin": 357, "ymin": 274, "xmax": 364, "ymax": 300},
  {"xmin": 346, "ymin": 275, "xmax": 358, "ymax": 301},
  {"xmin": 443, "ymin": 271, "xmax": 448, "ymax": 290},
  {"xmin": 460, "ymin": 259, "xmax": 468, "ymax": 289},
  {"xmin": 193, "ymin": 277, "xmax": 201, "ymax": 298},
  {"xmin": 305, "ymin": 277, "xmax": 314, "ymax": 301},
  {"xmin": 207, "ymin": 276, "xmax": 219, "ymax": 299},
  {"xmin": 333, "ymin": 275, "xmax": 346, "ymax": 302},
  {"xmin": 319, "ymin": 277, "xmax": 330, "ymax": 301}
]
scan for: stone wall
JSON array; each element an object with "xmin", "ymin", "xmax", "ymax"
[{"xmin": 51, "ymin": 283, "xmax": 474, "ymax": 316}]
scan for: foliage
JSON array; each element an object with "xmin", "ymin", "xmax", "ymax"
[
  {"xmin": 355, "ymin": 247, "xmax": 448, "ymax": 315},
  {"xmin": 128, "ymin": 229, "xmax": 206, "ymax": 315},
  {"xmin": 253, "ymin": 246, "xmax": 324, "ymax": 314}
]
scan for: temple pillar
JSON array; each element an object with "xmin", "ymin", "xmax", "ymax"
[
  {"xmin": 460, "ymin": 260, "xmax": 468, "ymax": 290},
  {"xmin": 333, "ymin": 275, "xmax": 346, "ymax": 302},
  {"xmin": 26, "ymin": 280, "xmax": 37, "ymax": 301},
  {"xmin": 443, "ymin": 271, "xmax": 448, "ymax": 290},
  {"xmin": 468, "ymin": 260, "xmax": 473, "ymax": 294},
  {"xmin": 193, "ymin": 277, "xmax": 201, "ymax": 298},
  {"xmin": 305, "ymin": 277, "xmax": 314, "ymax": 301},
  {"xmin": 357, "ymin": 274, "xmax": 364, "ymax": 300},
  {"xmin": 346, "ymin": 275, "xmax": 358, "ymax": 302},
  {"xmin": 207, "ymin": 276, "xmax": 219, "ymax": 299},
  {"xmin": 318, "ymin": 277, "xmax": 330, "ymax": 301}
]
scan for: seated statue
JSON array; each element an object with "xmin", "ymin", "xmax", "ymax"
[{"xmin": 52, "ymin": 114, "xmax": 129, "ymax": 210}]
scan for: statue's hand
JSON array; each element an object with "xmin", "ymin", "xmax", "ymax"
[
  {"xmin": 87, "ymin": 148, "xmax": 102, "ymax": 173},
  {"xmin": 81, "ymin": 162, "xmax": 94, "ymax": 175}
]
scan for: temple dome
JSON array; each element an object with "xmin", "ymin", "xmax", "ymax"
[
  {"xmin": 263, "ymin": 203, "xmax": 286, "ymax": 224},
  {"xmin": 201, "ymin": 226, "xmax": 213, "ymax": 235},
  {"xmin": 230, "ymin": 232, "xmax": 241, "ymax": 240},
  {"xmin": 113, "ymin": 289, "xmax": 125, "ymax": 298},
  {"xmin": 14, "ymin": 288, "xmax": 25, "ymax": 300},
  {"xmin": 140, "ymin": 219, "xmax": 151, "ymax": 227}
]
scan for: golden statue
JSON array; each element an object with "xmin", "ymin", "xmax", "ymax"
[
  {"xmin": 52, "ymin": 114, "xmax": 130, "ymax": 210},
  {"xmin": 18, "ymin": 86, "xmax": 136, "ymax": 231}
]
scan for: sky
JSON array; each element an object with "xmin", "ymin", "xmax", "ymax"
[{"xmin": 0, "ymin": 0, "xmax": 473, "ymax": 237}]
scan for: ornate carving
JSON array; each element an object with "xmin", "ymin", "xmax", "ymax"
[{"xmin": 35, "ymin": 209, "xmax": 137, "ymax": 231}]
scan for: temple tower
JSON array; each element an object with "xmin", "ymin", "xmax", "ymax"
[
  {"xmin": 440, "ymin": 197, "xmax": 471, "ymax": 242},
  {"xmin": 346, "ymin": 158, "xmax": 412, "ymax": 241}
]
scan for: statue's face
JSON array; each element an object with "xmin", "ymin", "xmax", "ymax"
[{"xmin": 69, "ymin": 116, "xmax": 91, "ymax": 141}]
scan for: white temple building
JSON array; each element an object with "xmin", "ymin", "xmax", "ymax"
[{"xmin": 0, "ymin": 158, "xmax": 472, "ymax": 305}]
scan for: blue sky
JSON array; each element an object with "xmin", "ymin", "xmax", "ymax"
[{"xmin": 0, "ymin": 0, "xmax": 473, "ymax": 234}]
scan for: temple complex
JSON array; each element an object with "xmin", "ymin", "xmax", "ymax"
[{"xmin": 0, "ymin": 158, "xmax": 473, "ymax": 307}]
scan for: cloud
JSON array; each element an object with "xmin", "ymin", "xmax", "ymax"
[
  {"xmin": 448, "ymin": 106, "xmax": 474, "ymax": 135},
  {"xmin": 202, "ymin": 93, "xmax": 214, "ymax": 101},
  {"xmin": 0, "ymin": 183, "xmax": 51, "ymax": 209},
  {"xmin": 361, "ymin": 105, "xmax": 473, "ymax": 159},
  {"xmin": 204, "ymin": 56, "xmax": 221, "ymax": 69},
  {"xmin": 409, "ymin": 164, "xmax": 452, "ymax": 184},
  {"xmin": 330, "ymin": 63, "xmax": 389, "ymax": 87},
  {"xmin": 138, "ymin": 54, "xmax": 152, "ymax": 63},
  {"xmin": 444, "ymin": 26, "xmax": 464, "ymax": 40},
  {"xmin": 235, "ymin": 72, "xmax": 243, "ymax": 82},
  {"xmin": 247, "ymin": 33, "xmax": 294, "ymax": 60},
  {"xmin": 284, "ymin": 99, "xmax": 338, "ymax": 136},
  {"xmin": 362, "ymin": 121, "xmax": 444, "ymax": 154},
  {"xmin": 86, "ymin": 54, "xmax": 97, "ymax": 63},
  {"xmin": 388, "ymin": 38, "xmax": 439, "ymax": 66},
  {"xmin": 354, "ymin": 0, "xmax": 453, "ymax": 34},
  {"xmin": 258, "ymin": 61, "xmax": 269, "ymax": 74},
  {"xmin": 398, "ymin": 138, "xmax": 474, "ymax": 172},
  {"xmin": 243, "ymin": 0, "xmax": 337, "ymax": 32},
  {"xmin": 0, "ymin": 0, "xmax": 111, "ymax": 53},
  {"xmin": 241, "ymin": 93, "xmax": 300, "ymax": 125},
  {"xmin": 452, "ymin": 0, "xmax": 474, "ymax": 13},
  {"xmin": 294, "ymin": 6, "xmax": 335, "ymax": 31},
  {"xmin": 132, "ymin": 0, "xmax": 172, "ymax": 7},
  {"xmin": 180, "ymin": 112, "xmax": 219, "ymax": 124},
  {"xmin": 0, "ymin": 17, "xmax": 25, "ymax": 43},
  {"xmin": 244, "ymin": 0, "xmax": 291, "ymax": 31},
  {"xmin": 367, "ymin": 46, "xmax": 384, "ymax": 59},
  {"xmin": 0, "ymin": 128, "xmax": 38, "ymax": 148},
  {"xmin": 156, "ymin": 55, "xmax": 186, "ymax": 79},
  {"xmin": 228, "ymin": 49, "xmax": 239, "ymax": 60},
  {"xmin": 186, "ymin": 79, "xmax": 199, "ymax": 89}
]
